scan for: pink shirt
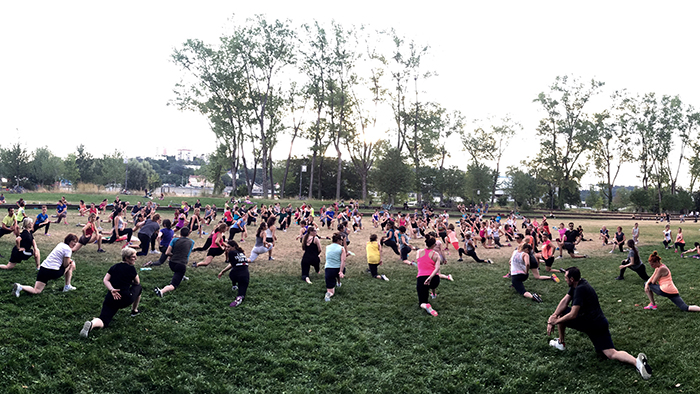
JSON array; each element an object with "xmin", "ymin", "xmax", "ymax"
[{"xmin": 416, "ymin": 249, "xmax": 437, "ymax": 277}]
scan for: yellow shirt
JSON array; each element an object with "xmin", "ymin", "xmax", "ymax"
[
  {"xmin": 3, "ymin": 214, "xmax": 15, "ymax": 228},
  {"xmin": 366, "ymin": 241, "xmax": 380, "ymax": 264}
]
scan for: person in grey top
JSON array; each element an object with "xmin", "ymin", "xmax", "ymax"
[
  {"xmin": 155, "ymin": 227, "xmax": 195, "ymax": 297},
  {"xmin": 615, "ymin": 240, "xmax": 649, "ymax": 282}
]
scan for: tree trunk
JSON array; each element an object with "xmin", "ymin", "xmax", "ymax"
[
  {"xmin": 269, "ymin": 155, "xmax": 274, "ymax": 200},
  {"xmin": 308, "ymin": 150, "xmax": 317, "ymax": 199},
  {"xmin": 281, "ymin": 129, "xmax": 299, "ymax": 198}
]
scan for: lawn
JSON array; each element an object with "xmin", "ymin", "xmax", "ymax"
[{"xmin": 0, "ymin": 207, "xmax": 698, "ymax": 393}]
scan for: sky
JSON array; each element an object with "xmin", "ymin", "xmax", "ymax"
[{"xmin": 2, "ymin": 1, "xmax": 699, "ymax": 189}]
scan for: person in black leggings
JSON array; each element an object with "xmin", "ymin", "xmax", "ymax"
[
  {"xmin": 381, "ymin": 221, "xmax": 400, "ymax": 256},
  {"xmin": 218, "ymin": 240, "xmax": 250, "ymax": 307},
  {"xmin": 79, "ymin": 247, "xmax": 142, "ymax": 338},
  {"xmin": 135, "ymin": 214, "xmax": 161, "ymax": 257},
  {"xmin": 154, "ymin": 227, "xmax": 195, "ymax": 297},
  {"xmin": 615, "ymin": 240, "xmax": 649, "ymax": 281},
  {"xmin": 459, "ymin": 232, "xmax": 492, "ymax": 264},
  {"xmin": 300, "ymin": 227, "xmax": 322, "ymax": 284}
]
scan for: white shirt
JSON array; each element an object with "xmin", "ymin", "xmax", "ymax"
[{"xmin": 41, "ymin": 242, "xmax": 72, "ymax": 270}]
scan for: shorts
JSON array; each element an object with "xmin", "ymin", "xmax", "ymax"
[
  {"xmin": 266, "ymin": 237, "xmax": 274, "ymax": 243},
  {"xmin": 563, "ymin": 242, "xmax": 575, "ymax": 254},
  {"xmin": 78, "ymin": 235, "xmax": 92, "ymax": 245},
  {"xmin": 207, "ymin": 247, "xmax": 225, "ymax": 257},
  {"xmin": 544, "ymin": 257, "xmax": 555, "ymax": 268},
  {"xmin": 325, "ymin": 267, "xmax": 341, "ymax": 289},
  {"xmin": 10, "ymin": 247, "xmax": 34, "ymax": 264},
  {"xmin": 36, "ymin": 265, "xmax": 66, "ymax": 284},
  {"xmin": 560, "ymin": 307, "xmax": 615, "ymax": 352}
]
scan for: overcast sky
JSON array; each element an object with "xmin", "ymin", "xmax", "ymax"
[{"xmin": 2, "ymin": 1, "xmax": 699, "ymax": 188}]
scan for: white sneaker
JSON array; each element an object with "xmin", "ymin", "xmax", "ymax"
[
  {"xmin": 608, "ymin": 250, "xmax": 613, "ymax": 254},
  {"xmin": 324, "ymin": 292, "xmax": 332, "ymax": 302},
  {"xmin": 80, "ymin": 321, "xmax": 92, "ymax": 338},
  {"xmin": 63, "ymin": 285, "xmax": 77, "ymax": 292},
  {"xmin": 347, "ymin": 251, "xmax": 356, "ymax": 256},
  {"xmin": 554, "ymin": 256, "xmax": 562, "ymax": 260},
  {"xmin": 381, "ymin": 275, "xmax": 389, "ymax": 281},
  {"xmin": 549, "ymin": 338, "xmax": 566, "ymax": 351},
  {"xmin": 636, "ymin": 353, "xmax": 652, "ymax": 380},
  {"xmin": 12, "ymin": 283, "xmax": 22, "ymax": 297}
]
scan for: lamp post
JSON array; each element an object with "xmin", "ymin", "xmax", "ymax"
[
  {"xmin": 299, "ymin": 164, "xmax": 307, "ymax": 199},
  {"xmin": 123, "ymin": 158, "xmax": 128, "ymax": 192}
]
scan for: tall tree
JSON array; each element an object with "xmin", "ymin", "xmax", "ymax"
[
  {"xmin": 533, "ymin": 75, "xmax": 604, "ymax": 208},
  {"xmin": 29, "ymin": 147, "xmax": 63, "ymax": 187},
  {"xmin": 0, "ymin": 142, "xmax": 31, "ymax": 187},
  {"xmin": 370, "ymin": 143, "xmax": 413, "ymax": 205},
  {"xmin": 280, "ymin": 82, "xmax": 307, "ymax": 198}
]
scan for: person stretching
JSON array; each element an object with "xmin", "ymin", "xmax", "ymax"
[
  {"xmin": 643, "ymin": 251, "xmax": 700, "ymax": 312},
  {"xmin": 32, "ymin": 205, "xmax": 51, "ymax": 236},
  {"xmin": 1, "ymin": 218, "xmax": 40, "ymax": 270},
  {"xmin": 300, "ymin": 227, "xmax": 322, "ymax": 284},
  {"xmin": 509, "ymin": 243, "xmax": 543, "ymax": 303},
  {"xmin": 680, "ymin": 242, "xmax": 700, "ymax": 259},
  {"xmin": 415, "ymin": 236, "xmax": 441, "ymax": 316},
  {"xmin": 248, "ymin": 222, "xmax": 273, "ymax": 262},
  {"xmin": 674, "ymin": 228, "xmax": 685, "ymax": 253},
  {"xmin": 193, "ymin": 223, "xmax": 227, "ymax": 268},
  {"xmin": 79, "ymin": 247, "xmax": 142, "ymax": 338},
  {"xmin": 155, "ymin": 227, "xmax": 195, "ymax": 297},
  {"xmin": 547, "ymin": 267, "xmax": 652, "ymax": 380},
  {"xmin": 324, "ymin": 233, "xmax": 346, "ymax": 302},
  {"xmin": 366, "ymin": 234, "xmax": 389, "ymax": 281},
  {"xmin": 615, "ymin": 240, "xmax": 650, "ymax": 282},
  {"xmin": 218, "ymin": 240, "xmax": 250, "ymax": 307},
  {"xmin": 12, "ymin": 234, "xmax": 79, "ymax": 297}
]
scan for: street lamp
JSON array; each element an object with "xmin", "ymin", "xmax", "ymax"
[{"xmin": 299, "ymin": 164, "xmax": 307, "ymax": 199}]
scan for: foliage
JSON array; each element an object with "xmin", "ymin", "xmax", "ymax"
[
  {"xmin": 0, "ymin": 142, "xmax": 31, "ymax": 186},
  {"xmin": 629, "ymin": 187, "xmax": 653, "ymax": 212},
  {"xmin": 29, "ymin": 147, "xmax": 63, "ymax": 187},
  {"xmin": 506, "ymin": 167, "xmax": 539, "ymax": 209},
  {"xmin": 370, "ymin": 145, "xmax": 413, "ymax": 204},
  {"xmin": 463, "ymin": 162, "xmax": 494, "ymax": 204}
]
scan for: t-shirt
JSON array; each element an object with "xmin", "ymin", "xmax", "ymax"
[
  {"xmin": 615, "ymin": 232, "xmax": 624, "ymax": 242},
  {"xmin": 36, "ymin": 213, "xmax": 48, "ymax": 225},
  {"xmin": 564, "ymin": 229, "xmax": 580, "ymax": 243},
  {"xmin": 41, "ymin": 242, "xmax": 72, "ymax": 270},
  {"xmin": 159, "ymin": 228, "xmax": 174, "ymax": 247},
  {"xmin": 628, "ymin": 249, "xmax": 642, "ymax": 269},
  {"xmin": 3, "ymin": 214, "xmax": 15, "ymax": 228},
  {"xmin": 15, "ymin": 207, "xmax": 26, "ymax": 221},
  {"xmin": 567, "ymin": 279, "xmax": 606, "ymax": 326},
  {"xmin": 57, "ymin": 203, "xmax": 67, "ymax": 214},
  {"xmin": 107, "ymin": 262, "xmax": 138, "ymax": 297},
  {"xmin": 139, "ymin": 219, "xmax": 160, "ymax": 236},
  {"xmin": 229, "ymin": 250, "xmax": 248, "ymax": 265},
  {"xmin": 325, "ymin": 243, "xmax": 343, "ymax": 269},
  {"xmin": 18, "ymin": 230, "xmax": 34, "ymax": 251},
  {"xmin": 169, "ymin": 237, "xmax": 195, "ymax": 265}
]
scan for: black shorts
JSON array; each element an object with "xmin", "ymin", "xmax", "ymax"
[
  {"xmin": 10, "ymin": 247, "xmax": 33, "ymax": 264},
  {"xmin": 563, "ymin": 242, "xmax": 575, "ymax": 253},
  {"xmin": 36, "ymin": 266, "xmax": 66, "ymax": 284},
  {"xmin": 207, "ymin": 248, "xmax": 225, "ymax": 257},
  {"xmin": 266, "ymin": 237, "xmax": 273, "ymax": 243},
  {"xmin": 560, "ymin": 307, "xmax": 615, "ymax": 352},
  {"xmin": 325, "ymin": 267, "xmax": 341, "ymax": 289},
  {"xmin": 544, "ymin": 257, "xmax": 555, "ymax": 267},
  {"xmin": 78, "ymin": 235, "xmax": 91, "ymax": 245}
]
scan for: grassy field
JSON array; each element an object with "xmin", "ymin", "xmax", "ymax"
[{"xmin": 1, "ymin": 209, "xmax": 699, "ymax": 393}]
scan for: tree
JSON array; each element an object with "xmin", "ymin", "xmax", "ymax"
[
  {"xmin": 0, "ymin": 142, "xmax": 31, "ymax": 187},
  {"xmin": 506, "ymin": 167, "xmax": 539, "ymax": 210},
  {"xmin": 630, "ymin": 187, "xmax": 653, "ymax": 212},
  {"xmin": 62, "ymin": 154, "xmax": 80, "ymax": 185},
  {"xmin": 370, "ymin": 144, "xmax": 413, "ymax": 205},
  {"xmin": 29, "ymin": 147, "xmax": 63, "ymax": 187},
  {"xmin": 280, "ymin": 82, "xmax": 307, "ymax": 198},
  {"xmin": 464, "ymin": 162, "xmax": 494, "ymax": 204},
  {"xmin": 75, "ymin": 144, "xmax": 95, "ymax": 184},
  {"xmin": 585, "ymin": 186, "xmax": 603, "ymax": 210},
  {"xmin": 100, "ymin": 151, "xmax": 126, "ymax": 187},
  {"xmin": 533, "ymin": 75, "xmax": 604, "ymax": 209}
]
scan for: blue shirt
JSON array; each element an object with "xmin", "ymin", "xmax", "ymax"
[
  {"xmin": 57, "ymin": 203, "xmax": 67, "ymax": 213},
  {"xmin": 325, "ymin": 243, "xmax": 343, "ymax": 269},
  {"xmin": 36, "ymin": 213, "xmax": 48, "ymax": 225},
  {"xmin": 159, "ymin": 228, "xmax": 174, "ymax": 247}
]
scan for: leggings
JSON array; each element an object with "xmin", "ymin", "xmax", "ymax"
[
  {"xmin": 368, "ymin": 263, "xmax": 380, "ymax": 277},
  {"xmin": 150, "ymin": 245, "xmax": 169, "ymax": 266},
  {"xmin": 136, "ymin": 233, "xmax": 152, "ymax": 256},
  {"xmin": 249, "ymin": 246, "xmax": 270, "ymax": 262},
  {"xmin": 400, "ymin": 245, "xmax": 412, "ymax": 261},
  {"xmin": 618, "ymin": 264, "xmax": 650, "ymax": 281},
  {"xmin": 32, "ymin": 222, "xmax": 51, "ymax": 235},
  {"xmin": 493, "ymin": 237, "xmax": 503, "ymax": 247},
  {"xmin": 98, "ymin": 284, "xmax": 142, "ymax": 327},
  {"xmin": 675, "ymin": 242, "xmax": 685, "ymax": 252},
  {"xmin": 301, "ymin": 256, "xmax": 320, "ymax": 280},
  {"xmin": 229, "ymin": 265, "xmax": 250, "ymax": 297},
  {"xmin": 416, "ymin": 275, "xmax": 440, "ymax": 304},
  {"xmin": 614, "ymin": 241, "xmax": 624, "ymax": 252},
  {"xmin": 663, "ymin": 240, "xmax": 671, "ymax": 248},
  {"xmin": 193, "ymin": 237, "xmax": 212, "ymax": 252},
  {"xmin": 649, "ymin": 284, "xmax": 690, "ymax": 311},
  {"xmin": 383, "ymin": 239, "xmax": 400, "ymax": 255},
  {"xmin": 465, "ymin": 249, "xmax": 486, "ymax": 263},
  {"xmin": 169, "ymin": 261, "xmax": 187, "ymax": 288}
]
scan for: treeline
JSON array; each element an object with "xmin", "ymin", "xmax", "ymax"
[{"xmin": 172, "ymin": 15, "xmax": 700, "ymax": 212}]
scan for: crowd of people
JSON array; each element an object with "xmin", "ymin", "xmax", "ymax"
[{"xmin": 5, "ymin": 195, "xmax": 700, "ymax": 380}]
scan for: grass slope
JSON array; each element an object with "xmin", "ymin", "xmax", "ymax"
[{"xmin": 0, "ymin": 214, "xmax": 698, "ymax": 393}]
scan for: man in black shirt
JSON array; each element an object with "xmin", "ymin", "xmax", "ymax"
[
  {"xmin": 547, "ymin": 267, "xmax": 652, "ymax": 380},
  {"xmin": 558, "ymin": 222, "xmax": 587, "ymax": 259}
]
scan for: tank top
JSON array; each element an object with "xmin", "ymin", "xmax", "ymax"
[
  {"xmin": 416, "ymin": 249, "xmax": 437, "ymax": 277},
  {"xmin": 510, "ymin": 250, "xmax": 527, "ymax": 275},
  {"xmin": 265, "ymin": 228, "xmax": 273, "ymax": 238},
  {"xmin": 85, "ymin": 223, "xmax": 94, "ymax": 237},
  {"xmin": 366, "ymin": 241, "xmax": 380, "ymax": 264},
  {"xmin": 657, "ymin": 264, "xmax": 679, "ymax": 294},
  {"xmin": 676, "ymin": 232, "xmax": 684, "ymax": 243},
  {"xmin": 447, "ymin": 230, "xmax": 458, "ymax": 244},
  {"xmin": 302, "ymin": 238, "xmax": 320, "ymax": 260},
  {"xmin": 255, "ymin": 236, "xmax": 264, "ymax": 247},
  {"xmin": 325, "ymin": 243, "xmax": 343, "ymax": 269}
]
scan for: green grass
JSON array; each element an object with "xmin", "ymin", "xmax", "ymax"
[{"xmin": 1, "ymin": 219, "xmax": 699, "ymax": 393}]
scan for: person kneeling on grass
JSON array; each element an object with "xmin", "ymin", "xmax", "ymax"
[
  {"xmin": 643, "ymin": 251, "xmax": 700, "ymax": 312},
  {"xmin": 546, "ymin": 266, "xmax": 652, "ymax": 380},
  {"xmin": 155, "ymin": 227, "xmax": 195, "ymax": 297},
  {"xmin": 218, "ymin": 240, "xmax": 250, "ymax": 307},
  {"xmin": 79, "ymin": 247, "xmax": 142, "ymax": 338},
  {"xmin": 12, "ymin": 234, "xmax": 79, "ymax": 297},
  {"xmin": 509, "ymin": 242, "xmax": 543, "ymax": 303},
  {"xmin": 1, "ymin": 218, "xmax": 40, "ymax": 270},
  {"xmin": 324, "ymin": 233, "xmax": 347, "ymax": 302},
  {"xmin": 680, "ymin": 242, "xmax": 700, "ymax": 259},
  {"xmin": 415, "ymin": 236, "xmax": 441, "ymax": 316},
  {"xmin": 615, "ymin": 240, "xmax": 650, "ymax": 282},
  {"xmin": 366, "ymin": 234, "xmax": 388, "ymax": 281}
]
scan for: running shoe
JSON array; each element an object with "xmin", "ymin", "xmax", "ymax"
[
  {"xmin": 347, "ymin": 251, "xmax": 356, "ymax": 256},
  {"xmin": 636, "ymin": 353, "xmax": 652, "ymax": 380},
  {"xmin": 457, "ymin": 258, "xmax": 463, "ymax": 262},
  {"xmin": 487, "ymin": 259, "xmax": 494, "ymax": 264},
  {"xmin": 268, "ymin": 257, "xmax": 275, "ymax": 260},
  {"xmin": 608, "ymin": 250, "xmax": 613, "ymax": 254},
  {"xmin": 336, "ymin": 281, "xmax": 342, "ymax": 288},
  {"xmin": 97, "ymin": 249, "xmax": 106, "ymax": 253},
  {"xmin": 381, "ymin": 275, "xmax": 389, "ymax": 281},
  {"xmin": 644, "ymin": 303, "xmax": 657, "ymax": 310},
  {"xmin": 12, "ymin": 283, "xmax": 22, "ymax": 297},
  {"xmin": 130, "ymin": 309, "xmax": 141, "ymax": 317},
  {"xmin": 615, "ymin": 276, "xmax": 624, "ymax": 280},
  {"xmin": 551, "ymin": 274, "xmax": 560, "ymax": 283},
  {"xmin": 154, "ymin": 287, "xmax": 163, "ymax": 298},
  {"xmin": 549, "ymin": 338, "xmax": 566, "ymax": 351},
  {"xmin": 63, "ymin": 285, "xmax": 77, "ymax": 292},
  {"xmin": 447, "ymin": 274, "xmax": 454, "ymax": 281},
  {"xmin": 423, "ymin": 304, "xmax": 438, "ymax": 317},
  {"xmin": 554, "ymin": 256, "xmax": 562, "ymax": 260},
  {"xmin": 430, "ymin": 293, "xmax": 437, "ymax": 299},
  {"xmin": 229, "ymin": 296, "xmax": 244, "ymax": 307},
  {"xmin": 324, "ymin": 292, "xmax": 332, "ymax": 302},
  {"xmin": 531, "ymin": 293, "xmax": 543, "ymax": 303},
  {"xmin": 558, "ymin": 268, "xmax": 566, "ymax": 273},
  {"xmin": 183, "ymin": 276, "xmax": 189, "ymax": 281},
  {"xmin": 80, "ymin": 321, "xmax": 92, "ymax": 338},
  {"xmin": 192, "ymin": 262, "xmax": 197, "ymax": 268},
  {"xmin": 232, "ymin": 285, "xmax": 238, "ymax": 292}
]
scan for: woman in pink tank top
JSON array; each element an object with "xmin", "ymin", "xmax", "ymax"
[{"xmin": 415, "ymin": 237, "xmax": 441, "ymax": 316}]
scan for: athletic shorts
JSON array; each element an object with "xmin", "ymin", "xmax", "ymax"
[
  {"xmin": 207, "ymin": 247, "xmax": 225, "ymax": 257},
  {"xmin": 78, "ymin": 235, "xmax": 91, "ymax": 245},
  {"xmin": 544, "ymin": 257, "xmax": 555, "ymax": 267},
  {"xmin": 10, "ymin": 247, "xmax": 33, "ymax": 264},
  {"xmin": 560, "ymin": 307, "xmax": 615, "ymax": 352},
  {"xmin": 325, "ymin": 267, "xmax": 341, "ymax": 289},
  {"xmin": 36, "ymin": 266, "xmax": 66, "ymax": 284},
  {"xmin": 563, "ymin": 242, "xmax": 575, "ymax": 254}
]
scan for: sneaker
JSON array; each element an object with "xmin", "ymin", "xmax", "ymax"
[
  {"xmin": 531, "ymin": 293, "xmax": 543, "ymax": 303},
  {"xmin": 644, "ymin": 303, "xmax": 657, "ymax": 310},
  {"xmin": 324, "ymin": 292, "xmax": 332, "ymax": 302},
  {"xmin": 97, "ymin": 249, "xmax": 106, "ymax": 253},
  {"xmin": 150, "ymin": 250, "xmax": 161, "ymax": 255},
  {"xmin": 381, "ymin": 275, "xmax": 389, "ymax": 281},
  {"xmin": 45, "ymin": 233, "xmax": 51, "ymax": 236},
  {"xmin": 63, "ymin": 285, "xmax": 77, "ymax": 292},
  {"xmin": 365, "ymin": 268, "xmax": 371, "ymax": 274},
  {"xmin": 347, "ymin": 251, "xmax": 356, "ymax": 256},
  {"xmin": 503, "ymin": 273, "xmax": 511, "ymax": 278},
  {"xmin": 12, "ymin": 283, "xmax": 22, "ymax": 297},
  {"xmin": 430, "ymin": 293, "xmax": 437, "ymax": 299},
  {"xmin": 457, "ymin": 258, "xmax": 463, "ymax": 262},
  {"xmin": 608, "ymin": 250, "xmax": 613, "ymax": 254},
  {"xmin": 229, "ymin": 296, "xmax": 244, "ymax": 307},
  {"xmin": 487, "ymin": 259, "xmax": 494, "ymax": 264},
  {"xmin": 558, "ymin": 268, "xmax": 566, "ymax": 273},
  {"xmin": 555, "ymin": 256, "xmax": 562, "ymax": 260},
  {"xmin": 423, "ymin": 304, "xmax": 438, "ymax": 317},
  {"xmin": 615, "ymin": 276, "xmax": 624, "ymax": 280},
  {"xmin": 551, "ymin": 274, "xmax": 560, "ymax": 283},
  {"xmin": 183, "ymin": 276, "xmax": 189, "ymax": 281},
  {"xmin": 192, "ymin": 262, "xmax": 197, "ymax": 268},
  {"xmin": 80, "ymin": 321, "xmax": 92, "ymax": 338},
  {"xmin": 232, "ymin": 285, "xmax": 238, "ymax": 292},
  {"xmin": 154, "ymin": 287, "xmax": 163, "ymax": 298},
  {"xmin": 268, "ymin": 257, "xmax": 275, "ymax": 260},
  {"xmin": 130, "ymin": 309, "xmax": 141, "ymax": 317},
  {"xmin": 636, "ymin": 353, "xmax": 652, "ymax": 380},
  {"xmin": 335, "ymin": 281, "xmax": 342, "ymax": 288},
  {"xmin": 447, "ymin": 274, "xmax": 454, "ymax": 281},
  {"xmin": 549, "ymin": 338, "xmax": 566, "ymax": 351}
]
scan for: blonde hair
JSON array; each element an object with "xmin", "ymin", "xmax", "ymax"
[
  {"xmin": 22, "ymin": 217, "xmax": 34, "ymax": 229},
  {"xmin": 122, "ymin": 247, "xmax": 137, "ymax": 260}
]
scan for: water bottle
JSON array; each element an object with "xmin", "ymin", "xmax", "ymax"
[{"xmin": 140, "ymin": 267, "xmax": 152, "ymax": 271}]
